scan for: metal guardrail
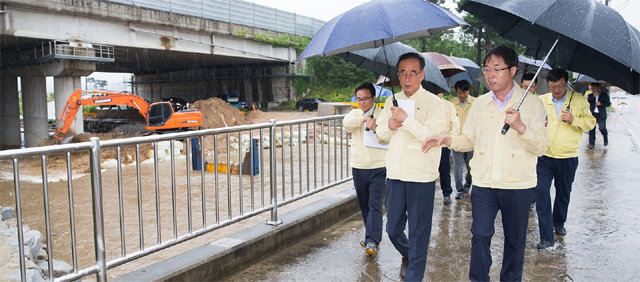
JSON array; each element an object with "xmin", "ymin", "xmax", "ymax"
[
  {"xmin": 107, "ymin": 0, "xmax": 326, "ymax": 37},
  {"xmin": 0, "ymin": 115, "xmax": 351, "ymax": 281}
]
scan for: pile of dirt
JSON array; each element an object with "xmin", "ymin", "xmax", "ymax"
[{"xmin": 190, "ymin": 97, "xmax": 249, "ymax": 129}]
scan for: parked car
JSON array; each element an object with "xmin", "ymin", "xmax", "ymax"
[{"xmin": 295, "ymin": 97, "xmax": 326, "ymax": 111}]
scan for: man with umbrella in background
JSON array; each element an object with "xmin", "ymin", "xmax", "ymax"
[
  {"xmin": 422, "ymin": 46, "xmax": 549, "ymax": 281},
  {"xmin": 587, "ymin": 83, "xmax": 611, "ymax": 149},
  {"xmin": 536, "ymin": 68, "xmax": 595, "ymax": 250},
  {"xmin": 451, "ymin": 80, "xmax": 475, "ymax": 200},
  {"xmin": 435, "ymin": 91, "xmax": 460, "ymax": 205},
  {"xmin": 343, "ymin": 82, "xmax": 387, "ymax": 256},
  {"xmin": 376, "ymin": 52, "xmax": 446, "ymax": 281},
  {"xmin": 520, "ymin": 73, "xmax": 539, "ymax": 95}
]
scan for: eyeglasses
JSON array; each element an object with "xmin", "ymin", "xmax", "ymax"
[
  {"xmin": 549, "ymin": 84, "xmax": 567, "ymax": 90},
  {"xmin": 397, "ymin": 70, "xmax": 421, "ymax": 79},
  {"xmin": 481, "ymin": 66, "xmax": 510, "ymax": 74},
  {"xmin": 355, "ymin": 97, "xmax": 373, "ymax": 102}
]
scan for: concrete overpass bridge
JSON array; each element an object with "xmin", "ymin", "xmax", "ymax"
[{"xmin": 0, "ymin": 0, "xmax": 324, "ymax": 148}]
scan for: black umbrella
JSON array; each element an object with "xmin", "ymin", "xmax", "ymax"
[
  {"xmin": 462, "ymin": 0, "xmax": 640, "ymax": 95},
  {"xmin": 338, "ymin": 42, "xmax": 450, "ymax": 94},
  {"xmin": 575, "ymin": 74, "xmax": 611, "ymax": 86},
  {"xmin": 462, "ymin": 0, "xmax": 640, "ymax": 133}
]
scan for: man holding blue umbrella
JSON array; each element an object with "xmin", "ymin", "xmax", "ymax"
[
  {"xmin": 343, "ymin": 82, "xmax": 387, "ymax": 256},
  {"xmin": 376, "ymin": 52, "xmax": 446, "ymax": 281}
]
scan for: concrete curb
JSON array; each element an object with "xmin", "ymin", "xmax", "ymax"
[{"xmin": 116, "ymin": 186, "xmax": 358, "ymax": 281}]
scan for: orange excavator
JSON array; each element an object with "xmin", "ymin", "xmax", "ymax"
[{"xmin": 53, "ymin": 89, "xmax": 203, "ymax": 142}]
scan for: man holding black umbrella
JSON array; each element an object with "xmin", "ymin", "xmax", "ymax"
[
  {"xmin": 587, "ymin": 83, "xmax": 611, "ymax": 149},
  {"xmin": 536, "ymin": 68, "xmax": 595, "ymax": 250},
  {"xmin": 376, "ymin": 52, "xmax": 446, "ymax": 281},
  {"xmin": 422, "ymin": 46, "xmax": 549, "ymax": 281}
]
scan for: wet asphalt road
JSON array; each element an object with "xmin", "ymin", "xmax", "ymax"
[{"xmin": 229, "ymin": 93, "xmax": 640, "ymax": 281}]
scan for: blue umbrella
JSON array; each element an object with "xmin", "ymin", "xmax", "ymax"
[
  {"xmin": 298, "ymin": 0, "xmax": 467, "ymax": 60},
  {"xmin": 450, "ymin": 56, "xmax": 481, "ymax": 87},
  {"xmin": 338, "ymin": 42, "xmax": 450, "ymax": 93},
  {"xmin": 351, "ymin": 85, "xmax": 393, "ymax": 102}
]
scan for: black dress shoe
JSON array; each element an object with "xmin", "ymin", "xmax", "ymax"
[
  {"xmin": 537, "ymin": 240, "xmax": 554, "ymax": 250},
  {"xmin": 555, "ymin": 226, "xmax": 567, "ymax": 236},
  {"xmin": 604, "ymin": 139, "xmax": 609, "ymax": 146},
  {"xmin": 400, "ymin": 256, "xmax": 409, "ymax": 279}
]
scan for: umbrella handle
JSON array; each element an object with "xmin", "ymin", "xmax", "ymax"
[
  {"xmin": 365, "ymin": 113, "xmax": 375, "ymax": 131},
  {"xmin": 501, "ymin": 124, "xmax": 510, "ymax": 135},
  {"xmin": 565, "ymin": 74, "xmax": 579, "ymax": 111}
]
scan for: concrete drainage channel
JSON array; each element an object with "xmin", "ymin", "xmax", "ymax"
[{"xmin": 116, "ymin": 186, "xmax": 359, "ymax": 281}]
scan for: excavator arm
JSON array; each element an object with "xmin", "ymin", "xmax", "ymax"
[
  {"xmin": 54, "ymin": 89, "xmax": 202, "ymax": 142},
  {"xmin": 53, "ymin": 89, "xmax": 152, "ymax": 141}
]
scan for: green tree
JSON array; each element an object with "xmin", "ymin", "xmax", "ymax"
[{"xmin": 292, "ymin": 56, "xmax": 377, "ymax": 102}]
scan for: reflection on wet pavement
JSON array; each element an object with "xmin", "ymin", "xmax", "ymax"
[{"xmin": 230, "ymin": 95, "xmax": 640, "ymax": 281}]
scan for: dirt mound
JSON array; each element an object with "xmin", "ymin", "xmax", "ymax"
[{"xmin": 190, "ymin": 97, "xmax": 249, "ymax": 129}]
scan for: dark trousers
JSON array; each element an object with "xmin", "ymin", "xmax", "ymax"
[
  {"xmin": 385, "ymin": 179, "xmax": 435, "ymax": 281},
  {"xmin": 452, "ymin": 150, "xmax": 473, "ymax": 192},
  {"xmin": 588, "ymin": 118, "xmax": 608, "ymax": 145},
  {"xmin": 438, "ymin": 147, "xmax": 453, "ymax": 197},
  {"xmin": 469, "ymin": 186, "xmax": 534, "ymax": 282},
  {"xmin": 535, "ymin": 156, "xmax": 578, "ymax": 242},
  {"xmin": 353, "ymin": 167, "xmax": 386, "ymax": 245}
]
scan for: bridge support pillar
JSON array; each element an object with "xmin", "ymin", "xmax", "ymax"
[
  {"xmin": 44, "ymin": 60, "xmax": 95, "ymax": 137},
  {"xmin": 21, "ymin": 76, "xmax": 49, "ymax": 147},
  {"xmin": 0, "ymin": 72, "xmax": 22, "ymax": 149},
  {"xmin": 54, "ymin": 76, "xmax": 85, "ymax": 135}
]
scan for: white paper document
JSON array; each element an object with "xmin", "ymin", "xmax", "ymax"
[
  {"xmin": 397, "ymin": 99, "xmax": 415, "ymax": 129},
  {"xmin": 364, "ymin": 128, "xmax": 389, "ymax": 150}
]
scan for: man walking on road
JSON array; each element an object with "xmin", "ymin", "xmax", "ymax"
[
  {"xmin": 587, "ymin": 82, "xmax": 611, "ymax": 149},
  {"xmin": 343, "ymin": 82, "xmax": 387, "ymax": 256},
  {"xmin": 520, "ymin": 73, "xmax": 539, "ymax": 95},
  {"xmin": 451, "ymin": 80, "xmax": 475, "ymax": 199},
  {"xmin": 536, "ymin": 69, "xmax": 596, "ymax": 249},
  {"xmin": 376, "ymin": 52, "xmax": 446, "ymax": 281},
  {"xmin": 436, "ymin": 92, "xmax": 460, "ymax": 205},
  {"xmin": 422, "ymin": 46, "xmax": 549, "ymax": 281}
]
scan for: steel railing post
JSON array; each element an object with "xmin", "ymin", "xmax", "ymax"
[
  {"xmin": 89, "ymin": 137, "xmax": 107, "ymax": 282},
  {"xmin": 266, "ymin": 119, "xmax": 282, "ymax": 225}
]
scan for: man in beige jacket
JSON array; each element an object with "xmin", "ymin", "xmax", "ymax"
[
  {"xmin": 343, "ymin": 82, "xmax": 387, "ymax": 257},
  {"xmin": 376, "ymin": 52, "xmax": 446, "ymax": 281},
  {"xmin": 423, "ymin": 46, "xmax": 549, "ymax": 281}
]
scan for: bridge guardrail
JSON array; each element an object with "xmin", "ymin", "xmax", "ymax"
[
  {"xmin": 0, "ymin": 115, "xmax": 351, "ymax": 281},
  {"xmin": 108, "ymin": 0, "xmax": 326, "ymax": 38}
]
